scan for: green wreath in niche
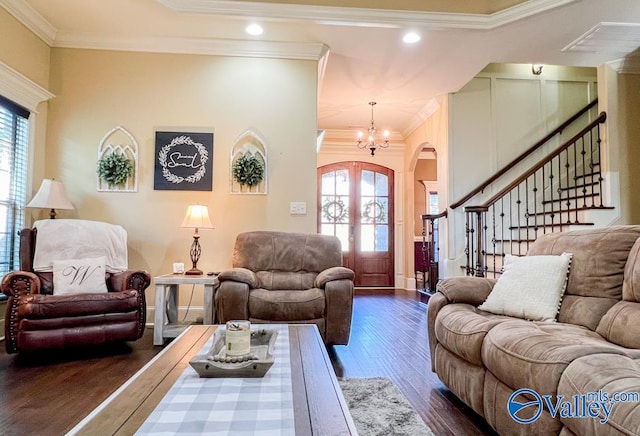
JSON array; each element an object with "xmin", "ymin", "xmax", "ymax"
[
  {"xmin": 232, "ymin": 152, "xmax": 265, "ymax": 188},
  {"xmin": 97, "ymin": 152, "xmax": 134, "ymax": 186}
]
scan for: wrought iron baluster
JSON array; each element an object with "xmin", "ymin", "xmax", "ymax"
[
  {"xmin": 500, "ymin": 197, "xmax": 505, "ymax": 271},
  {"xmin": 596, "ymin": 124, "xmax": 604, "ymax": 207},
  {"xmin": 465, "ymin": 209, "xmax": 473, "ymax": 275},
  {"xmin": 491, "ymin": 204, "xmax": 497, "ymax": 276}
]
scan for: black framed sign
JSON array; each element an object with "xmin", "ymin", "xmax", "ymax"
[{"xmin": 154, "ymin": 131, "xmax": 214, "ymax": 191}]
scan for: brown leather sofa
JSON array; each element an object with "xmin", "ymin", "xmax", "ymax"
[
  {"xmin": 1, "ymin": 225, "xmax": 150, "ymax": 353},
  {"xmin": 428, "ymin": 226, "xmax": 640, "ymax": 435},
  {"xmin": 215, "ymin": 231, "xmax": 354, "ymax": 345}
]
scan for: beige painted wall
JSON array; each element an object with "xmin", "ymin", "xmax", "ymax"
[
  {"xmin": 0, "ymin": 8, "xmax": 50, "ymax": 88},
  {"xmin": 403, "ymin": 96, "xmax": 449, "ymax": 285},
  {"xmin": 598, "ymin": 65, "xmax": 640, "ymax": 225},
  {"xmin": 0, "ymin": 8, "xmax": 51, "ymax": 189},
  {"xmin": 43, "ymin": 48, "xmax": 318, "ymax": 312},
  {"xmin": 413, "ymin": 159, "xmax": 437, "ymax": 235}
]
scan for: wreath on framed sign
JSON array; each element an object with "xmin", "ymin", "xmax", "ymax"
[
  {"xmin": 232, "ymin": 152, "xmax": 265, "ymax": 188},
  {"xmin": 97, "ymin": 152, "xmax": 134, "ymax": 186},
  {"xmin": 158, "ymin": 135, "xmax": 208, "ymax": 184}
]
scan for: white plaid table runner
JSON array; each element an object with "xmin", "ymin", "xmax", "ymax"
[{"xmin": 136, "ymin": 324, "xmax": 294, "ymax": 435}]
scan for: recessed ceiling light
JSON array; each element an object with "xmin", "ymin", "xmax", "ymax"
[
  {"xmin": 403, "ymin": 32, "xmax": 421, "ymax": 44},
  {"xmin": 246, "ymin": 23, "xmax": 263, "ymax": 36}
]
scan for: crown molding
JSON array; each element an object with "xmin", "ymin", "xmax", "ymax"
[
  {"xmin": 156, "ymin": 0, "xmax": 579, "ymax": 30},
  {"xmin": 401, "ymin": 98, "xmax": 441, "ymax": 138},
  {"xmin": 0, "ymin": 0, "xmax": 56, "ymax": 45},
  {"xmin": 53, "ymin": 33, "xmax": 329, "ymax": 60},
  {"xmin": 0, "ymin": 61, "xmax": 54, "ymax": 112},
  {"xmin": 607, "ymin": 56, "xmax": 640, "ymax": 75},
  {"xmin": 3, "ymin": 0, "xmax": 578, "ymax": 59}
]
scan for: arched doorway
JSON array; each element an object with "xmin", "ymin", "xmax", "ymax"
[{"xmin": 317, "ymin": 161, "xmax": 394, "ymax": 287}]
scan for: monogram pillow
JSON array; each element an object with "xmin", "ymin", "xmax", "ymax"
[{"xmin": 52, "ymin": 257, "xmax": 109, "ymax": 295}]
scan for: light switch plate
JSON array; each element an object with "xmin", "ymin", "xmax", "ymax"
[{"xmin": 290, "ymin": 201, "xmax": 307, "ymax": 215}]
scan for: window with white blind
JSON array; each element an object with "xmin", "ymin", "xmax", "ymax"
[{"xmin": 0, "ymin": 96, "xmax": 30, "ymax": 280}]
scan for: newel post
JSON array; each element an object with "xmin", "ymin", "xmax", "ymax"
[{"xmin": 464, "ymin": 206, "xmax": 488, "ymax": 277}]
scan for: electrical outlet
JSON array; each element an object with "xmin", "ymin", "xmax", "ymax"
[{"xmin": 290, "ymin": 202, "xmax": 307, "ymax": 215}]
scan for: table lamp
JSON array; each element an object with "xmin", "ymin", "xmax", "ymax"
[
  {"xmin": 180, "ymin": 204, "xmax": 214, "ymax": 275},
  {"xmin": 26, "ymin": 178, "xmax": 74, "ymax": 219}
]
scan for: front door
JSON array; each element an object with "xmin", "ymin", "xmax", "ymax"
[{"xmin": 318, "ymin": 162, "xmax": 394, "ymax": 287}]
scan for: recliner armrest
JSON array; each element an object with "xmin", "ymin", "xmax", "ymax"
[
  {"xmin": 1, "ymin": 271, "xmax": 41, "ymax": 297},
  {"xmin": 109, "ymin": 270, "xmax": 151, "ymax": 293},
  {"xmin": 218, "ymin": 267, "xmax": 259, "ymax": 288},
  {"xmin": 436, "ymin": 276, "xmax": 497, "ymax": 306},
  {"xmin": 314, "ymin": 266, "xmax": 355, "ymax": 288}
]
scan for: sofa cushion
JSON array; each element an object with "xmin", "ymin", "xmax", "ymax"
[
  {"xmin": 478, "ymin": 253, "xmax": 571, "ymax": 321},
  {"xmin": 596, "ymin": 301, "xmax": 640, "ymax": 349},
  {"xmin": 248, "ymin": 288, "xmax": 325, "ymax": 321},
  {"xmin": 256, "ymin": 271, "xmax": 317, "ymax": 290},
  {"xmin": 482, "ymin": 321, "xmax": 640, "ymax": 396},
  {"xmin": 558, "ymin": 354, "xmax": 640, "ymax": 436},
  {"xmin": 623, "ymin": 235, "xmax": 640, "ymax": 303},
  {"xmin": 16, "ymin": 290, "xmax": 140, "ymax": 319},
  {"xmin": 434, "ymin": 304, "xmax": 508, "ymax": 365},
  {"xmin": 232, "ymin": 231, "xmax": 342, "ymax": 273},
  {"xmin": 527, "ymin": 226, "xmax": 640, "ymax": 329}
]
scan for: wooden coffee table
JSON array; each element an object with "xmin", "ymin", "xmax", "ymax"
[{"xmin": 68, "ymin": 325, "xmax": 357, "ymax": 435}]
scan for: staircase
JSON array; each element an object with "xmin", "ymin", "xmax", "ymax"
[{"xmin": 449, "ymin": 101, "xmax": 610, "ymax": 277}]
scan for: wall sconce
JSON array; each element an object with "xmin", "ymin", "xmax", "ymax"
[
  {"xmin": 180, "ymin": 204, "xmax": 214, "ymax": 275},
  {"xmin": 532, "ymin": 64, "xmax": 544, "ymax": 75}
]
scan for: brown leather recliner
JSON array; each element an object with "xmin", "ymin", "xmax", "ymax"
[
  {"xmin": 1, "ymin": 222, "xmax": 150, "ymax": 353},
  {"xmin": 215, "ymin": 231, "xmax": 355, "ymax": 345}
]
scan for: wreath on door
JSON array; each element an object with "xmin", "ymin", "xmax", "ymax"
[
  {"xmin": 362, "ymin": 199, "xmax": 387, "ymax": 223},
  {"xmin": 322, "ymin": 197, "xmax": 348, "ymax": 223}
]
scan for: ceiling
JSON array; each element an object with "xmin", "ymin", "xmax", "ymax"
[{"xmin": 6, "ymin": 0, "xmax": 640, "ymax": 139}]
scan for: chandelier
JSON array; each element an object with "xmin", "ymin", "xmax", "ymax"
[{"xmin": 356, "ymin": 101, "xmax": 389, "ymax": 156}]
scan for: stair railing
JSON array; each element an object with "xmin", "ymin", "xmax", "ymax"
[
  {"xmin": 420, "ymin": 210, "xmax": 447, "ymax": 293},
  {"xmin": 464, "ymin": 112, "xmax": 607, "ymax": 277},
  {"xmin": 450, "ymin": 99, "xmax": 598, "ymax": 210}
]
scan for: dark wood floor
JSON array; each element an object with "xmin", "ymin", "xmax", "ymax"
[{"xmin": 0, "ymin": 289, "xmax": 496, "ymax": 435}]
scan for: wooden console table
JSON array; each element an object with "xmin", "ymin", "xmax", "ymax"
[{"xmin": 153, "ymin": 274, "xmax": 218, "ymax": 346}]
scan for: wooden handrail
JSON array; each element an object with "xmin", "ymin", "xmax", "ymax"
[
  {"xmin": 478, "ymin": 111, "xmax": 606, "ymax": 208},
  {"xmin": 450, "ymin": 99, "xmax": 599, "ymax": 209},
  {"xmin": 421, "ymin": 210, "xmax": 448, "ymax": 221}
]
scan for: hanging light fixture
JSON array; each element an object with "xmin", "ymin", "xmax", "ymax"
[{"xmin": 356, "ymin": 101, "xmax": 390, "ymax": 156}]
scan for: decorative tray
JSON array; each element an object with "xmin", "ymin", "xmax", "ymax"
[{"xmin": 189, "ymin": 328, "xmax": 278, "ymax": 378}]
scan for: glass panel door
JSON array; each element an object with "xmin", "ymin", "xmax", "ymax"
[
  {"xmin": 318, "ymin": 162, "xmax": 394, "ymax": 287},
  {"xmin": 320, "ymin": 168, "xmax": 350, "ymax": 251}
]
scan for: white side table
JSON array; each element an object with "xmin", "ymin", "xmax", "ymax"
[{"xmin": 153, "ymin": 273, "xmax": 219, "ymax": 346}]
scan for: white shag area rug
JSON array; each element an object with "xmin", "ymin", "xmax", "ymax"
[{"xmin": 339, "ymin": 377, "xmax": 435, "ymax": 436}]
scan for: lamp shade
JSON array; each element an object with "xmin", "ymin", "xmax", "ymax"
[
  {"xmin": 26, "ymin": 179, "xmax": 74, "ymax": 210},
  {"xmin": 181, "ymin": 205, "xmax": 214, "ymax": 229}
]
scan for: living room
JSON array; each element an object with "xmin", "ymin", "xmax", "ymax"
[{"xmin": 2, "ymin": 0, "xmax": 640, "ymax": 435}]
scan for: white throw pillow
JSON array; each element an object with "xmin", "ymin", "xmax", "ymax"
[
  {"xmin": 478, "ymin": 253, "xmax": 572, "ymax": 321},
  {"xmin": 53, "ymin": 256, "xmax": 109, "ymax": 295}
]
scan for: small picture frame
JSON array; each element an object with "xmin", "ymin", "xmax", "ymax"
[{"xmin": 154, "ymin": 130, "xmax": 214, "ymax": 191}]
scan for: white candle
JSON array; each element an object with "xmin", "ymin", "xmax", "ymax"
[{"xmin": 225, "ymin": 320, "xmax": 251, "ymax": 356}]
